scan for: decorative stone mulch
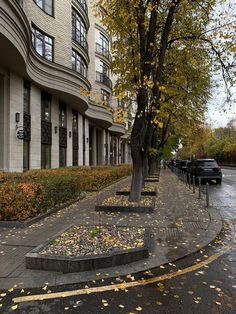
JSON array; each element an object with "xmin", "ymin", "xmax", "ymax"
[
  {"xmin": 119, "ymin": 183, "xmax": 157, "ymax": 193},
  {"xmin": 101, "ymin": 195, "xmax": 154, "ymax": 207},
  {"xmin": 40, "ymin": 225, "xmax": 146, "ymax": 257}
]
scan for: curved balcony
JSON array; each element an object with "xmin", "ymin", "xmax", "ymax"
[
  {"xmin": 72, "ymin": 0, "xmax": 89, "ymax": 26},
  {"xmin": 96, "ymin": 72, "xmax": 112, "ymax": 90},
  {"xmin": 96, "ymin": 43, "xmax": 112, "ymax": 63},
  {"xmin": 86, "ymin": 100, "xmax": 113, "ymax": 129},
  {"xmin": 0, "ymin": 0, "xmax": 90, "ymax": 114},
  {"xmin": 109, "ymin": 122, "xmax": 126, "ymax": 136}
]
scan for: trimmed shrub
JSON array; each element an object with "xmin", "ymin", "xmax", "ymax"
[
  {"xmin": 0, "ymin": 182, "xmax": 43, "ymax": 221},
  {"xmin": 0, "ymin": 164, "xmax": 132, "ymax": 221}
]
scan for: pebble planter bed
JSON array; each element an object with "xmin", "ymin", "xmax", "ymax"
[
  {"xmin": 116, "ymin": 184, "xmax": 157, "ymax": 196},
  {"xmin": 25, "ymin": 225, "xmax": 150, "ymax": 273},
  {"xmin": 95, "ymin": 195, "xmax": 156, "ymax": 213}
]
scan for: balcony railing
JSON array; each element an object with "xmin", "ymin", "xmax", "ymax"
[
  {"xmin": 96, "ymin": 72, "xmax": 112, "ymax": 89},
  {"xmin": 96, "ymin": 43, "xmax": 112, "ymax": 62},
  {"xmin": 75, "ymin": 0, "xmax": 88, "ymax": 14}
]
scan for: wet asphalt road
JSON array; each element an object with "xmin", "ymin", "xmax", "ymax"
[{"xmin": 1, "ymin": 168, "xmax": 236, "ymax": 314}]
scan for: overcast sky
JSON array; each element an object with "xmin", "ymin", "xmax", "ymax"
[{"xmin": 206, "ymin": 0, "xmax": 236, "ymax": 128}]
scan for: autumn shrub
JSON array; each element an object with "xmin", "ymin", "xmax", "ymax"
[
  {"xmin": 0, "ymin": 164, "xmax": 132, "ymax": 221},
  {"xmin": 0, "ymin": 182, "xmax": 43, "ymax": 221}
]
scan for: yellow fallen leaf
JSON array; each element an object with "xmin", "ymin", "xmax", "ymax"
[
  {"xmin": 136, "ymin": 306, "xmax": 142, "ymax": 311},
  {"xmin": 119, "ymin": 304, "xmax": 125, "ymax": 308},
  {"xmin": 11, "ymin": 305, "xmax": 18, "ymax": 310}
]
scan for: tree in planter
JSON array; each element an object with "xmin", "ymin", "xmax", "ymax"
[{"xmin": 96, "ymin": 0, "xmax": 236, "ymax": 201}]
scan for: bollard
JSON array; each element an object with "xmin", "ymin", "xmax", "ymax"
[
  {"xmin": 188, "ymin": 173, "xmax": 191, "ymax": 189},
  {"xmin": 186, "ymin": 173, "xmax": 188, "ymax": 187},
  {"xmin": 206, "ymin": 182, "xmax": 209, "ymax": 207},
  {"xmin": 198, "ymin": 177, "xmax": 201, "ymax": 199},
  {"xmin": 193, "ymin": 176, "xmax": 195, "ymax": 193}
]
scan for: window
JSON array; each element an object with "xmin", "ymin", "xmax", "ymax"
[
  {"xmin": 41, "ymin": 144, "xmax": 51, "ymax": 169},
  {"xmin": 34, "ymin": 0, "xmax": 53, "ymax": 16},
  {"xmin": 75, "ymin": 0, "xmax": 87, "ymax": 13},
  {"xmin": 32, "ymin": 26, "xmax": 53, "ymax": 61},
  {"xmin": 72, "ymin": 9, "xmax": 88, "ymax": 50},
  {"xmin": 23, "ymin": 80, "xmax": 30, "ymax": 114},
  {"xmin": 72, "ymin": 110, "xmax": 78, "ymax": 132},
  {"xmin": 59, "ymin": 147, "xmax": 67, "ymax": 167},
  {"xmin": 23, "ymin": 80, "xmax": 31, "ymax": 170},
  {"xmin": 99, "ymin": 33, "xmax": 109, "ymax": 57},
  {"xmin": 101, "ymin": 89, "xmax": 110, "ymax": 106},
  {"xmin": 59, "ymin": 103, "xmax": 67, "ymax": 128},
  {"xmin": 41, "ymin": 91, "xmax": 51, "ymax": 121},
  {"xmin": 72, "ymin": 50, "xmax": 87, "ymax": 77},
  {"xmin": 99, "ymin": 61, "xmax": 109, "ymax": 77},
  {"xmin": 23, "ymin": 141, "xmax": 30, "ymax": 171}
]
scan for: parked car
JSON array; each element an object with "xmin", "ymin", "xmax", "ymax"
[
  {"xmin": 178, "ymin": 160, "xmax": 190, "ymax": 172},
  {"xmin": 187, "ymin": 159, "xmax": 222, "ymax": 184}
]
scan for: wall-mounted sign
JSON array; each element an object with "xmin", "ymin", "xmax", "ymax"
[{"xmin": 16, "ymin": 127, "xmax": 25, "ymax": 140}]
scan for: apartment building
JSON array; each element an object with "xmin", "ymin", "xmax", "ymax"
[{"xmin": 0, "ymin": 0, "xmax": 131, "ymax": 172}]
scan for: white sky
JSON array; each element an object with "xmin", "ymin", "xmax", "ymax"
[
  {"xmin": 205, "ymin": 0, "xmax": 236, "ymax": 128},
  {"xmin": 206, "ymin": 83, "xmax": 236, "ymax": 127}
]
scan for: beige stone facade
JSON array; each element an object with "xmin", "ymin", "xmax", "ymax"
[{"xmin": 0, "ymin": 0, "xmax": 131, "ymax": 172}]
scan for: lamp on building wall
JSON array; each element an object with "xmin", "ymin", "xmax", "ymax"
[
  {"xmin": 69, "ymin": 131, "xmax": 72, "ymax": 138},
  {"xmin": 86, "ymin": 137, "xmax": 89, "ymax": 143},
  {"xmin": 54, "ymin": 126, "xmax": 58, "ymax": 134},
  {"xmin": 15, "ymin": 112, "xmax": 20, "ymax": 123}
]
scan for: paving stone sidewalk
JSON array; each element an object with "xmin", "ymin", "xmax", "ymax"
[{"xmin": 0, "ymin": 169, "xmax": 222, "ymax": 289}]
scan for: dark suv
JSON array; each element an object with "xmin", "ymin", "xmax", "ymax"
[
  {"xmin": 187, "ymin": 159, "xmax": 222, "ymax": 184},
  {"xmin": 179, "ymin": 160, "xmax": 190, "ymax": 172}
]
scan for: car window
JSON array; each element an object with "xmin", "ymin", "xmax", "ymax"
[{"xmin": 196, "ymin": 161, "xmax": 218, "ymax": 167}]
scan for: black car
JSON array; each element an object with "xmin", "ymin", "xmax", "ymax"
[
  {"xmin": 179, "ymin": 160, "xmax": 190, "ymax": 172},
  {"xmin": 187, "ymin": 159, "xmax": 222, "ymax": 184}
]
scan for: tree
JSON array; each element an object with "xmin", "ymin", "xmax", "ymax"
[{"xmin": 96, "ymin": 0, "xmax": 236, "ymax": 201}]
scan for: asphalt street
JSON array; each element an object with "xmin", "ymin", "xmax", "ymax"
[{"xmin": 1, "ymin": 168, "xmax": 236, "ymax": 313}]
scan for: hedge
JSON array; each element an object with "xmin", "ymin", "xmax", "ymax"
[{"xmin": 0, "ymin": 164, "xmax": 132, "ymax": 221}]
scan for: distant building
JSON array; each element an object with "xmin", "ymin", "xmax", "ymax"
[{"xmin": 0, "ymin": 0, "xmax": 131, "ymax": 172}]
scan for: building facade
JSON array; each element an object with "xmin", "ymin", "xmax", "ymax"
[{"xmin": 0, "ymin": 0, "xmax": 131, "ymax": 172}]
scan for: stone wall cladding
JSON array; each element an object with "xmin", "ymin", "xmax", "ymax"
[{"xmin": 24, "ymin": 0, "xmax": 72, "ymax": 68}]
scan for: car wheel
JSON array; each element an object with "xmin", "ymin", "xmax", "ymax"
[{"xmin": 216, "ymin": 179, "xmax": 222, "ymax": 184}]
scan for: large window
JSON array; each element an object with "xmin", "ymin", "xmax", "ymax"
[
  {"xmin": 59, "ymin": 103, "xmax": 67, "ymax": 128},
  {"xmin": 32, "ymin": 26, "xmax": 53, "ymax": 61},
  {"xmin": 41, "ymin": 144, "xmax": 51, "ymax": 169},
  {"xmin": 101, "ymin": 89, "xmax": 110, "ymax": 106},
  {"xmin": 23, "ymin": 80, "xmax": 30, "ymax": 115},
  {"xmin": 98, "ymin": 33, "xmax": 109, "ymax": 57},
  {"xmin": 41, "ymin": 91, "xmax": 51, "ymax": 121},
  {"xmin": 34, "ymin": 0, "xmax": 53, "ymax": 16},
  {"xmin": 99, "ymin": 61, "xmax": 109, "ymax": 77},
  {"xmin": 75, "ymin": 0, "xmax": 87, "ymax": 13},
  {"xmin": 23, "ymin": 80, "xmax": 31, "ymax": 171},
  {"xmin": 23, "ymin": 141, "xmax": 30, "ymax": 171},
  {"xmin": 72, "ymin": 9, "xmax": 88, "ymax": 50},
  {"xmin": 72, "ymin": 50, "xmax": 87, "ymax": 77}
]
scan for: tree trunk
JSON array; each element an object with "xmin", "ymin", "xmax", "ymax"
[
  {"xmin": 148, "ymin": 156, "xmax": 157, "ymax": 176},
  {"xmin": 129, "ymin": 144, "xmax": 144, "ymax": 202},
  {"xmin": 129, "ymin": 88, "xmax": 147, "ymax": 202}
]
